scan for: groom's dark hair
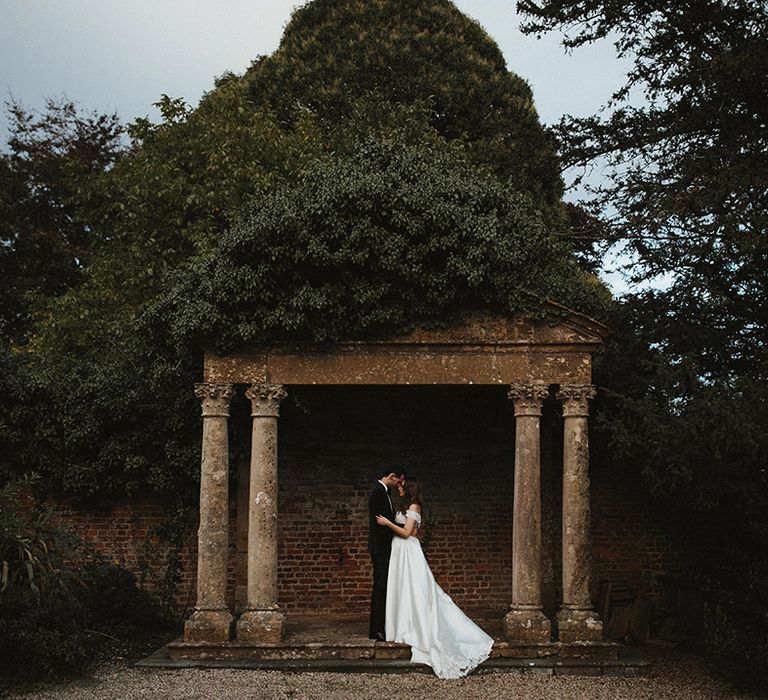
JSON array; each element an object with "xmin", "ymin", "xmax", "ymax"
[{"xmin": 377, "ymin": 468, "xmax": 405, "ymax": 480}]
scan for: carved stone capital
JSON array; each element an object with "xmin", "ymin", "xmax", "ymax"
[
  {"xmin": 194, "ymin": 383, "xmax": 234, "ymax": 417},
  {"xmin": 557, "ymin": 384, "xmax": 597, "ymax": 417},
  {"xmin": 507, "ymin": 383, "xmax": 549, "ymax": 416},
  {"xmin": 246, "ymin": 383, "xmax": 287, "ymax": 418}
]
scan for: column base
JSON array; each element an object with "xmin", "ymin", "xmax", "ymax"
[
  {"xmin": 236, "ymin": 608, "xmax": 285, "ymax": 644},
  {"xmin": 555, "ymin": 607, "xmax": 603, "ymax": 642},
  {"xmin": 184, "ymin": 609, "xmax": 233, "ymax": 643},
  {"xmin": 504, "ymin": 606, "xmax": 552, "ymax": 643}
]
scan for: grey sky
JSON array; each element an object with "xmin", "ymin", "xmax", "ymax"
[
  {"xmin": 1, "ymin": 1, "xmax": 629, "ymax": 136},
  {"xmin": 1, "ymin": 0, "xmax": 633, "ymax": 290}
]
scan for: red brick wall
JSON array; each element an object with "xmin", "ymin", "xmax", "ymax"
[
  {"xmin": 273, "ymin": 386, "xmax": 516, "ymax": 614},
  {"xmin": 49, "ymin": 501, "xmax": 200, "ymax": 613},
  {"xmin": 592, "ymin": 479, "xmax": 691, "ymax": 598},
  {"xmin": 51, "ymin": 386, "xmax": 690, "ymax": 617}
]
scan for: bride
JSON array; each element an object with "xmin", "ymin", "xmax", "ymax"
[{"xmin": 375, "ymin": 479, "xmax": 494, "ymax": 679}]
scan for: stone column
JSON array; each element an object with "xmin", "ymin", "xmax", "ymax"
[
  {"xmin": 236, "ymin": 383, "xmax": 287, "ymax": 643},
  {"xmin": 555, "ymin": 384, "xmax": 603, "ymax": 642},
  {"xmin": 184, "ymin": 383, "xmax": 234, "ymax": 643},
  {"xmin": 504, "ymin": 383, "xmax": 552, "ymax": 643}
]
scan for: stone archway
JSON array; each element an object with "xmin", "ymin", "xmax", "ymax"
[{"xmin": 182, "ymin": 307, "xmax": 609, "ymax": 646}]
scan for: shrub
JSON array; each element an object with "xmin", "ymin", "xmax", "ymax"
[{"xmin": 0, "ymin": 479, "xmax": 177, "ymax": 683}]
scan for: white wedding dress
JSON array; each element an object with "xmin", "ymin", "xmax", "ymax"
[{"xmin": 384, "ymin": 510, "xmax": 494, "ymax": 679}]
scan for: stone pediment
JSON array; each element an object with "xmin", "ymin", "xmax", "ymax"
[
  {"xmin": 378, "ymin": 306, "xmax": 609, "ymax": 348},
  {"xmin": 204, "ymin": 305, "xmax": 609, "ymax": 387}
]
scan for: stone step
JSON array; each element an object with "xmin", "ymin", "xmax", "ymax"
[
  {"xmin": 166, "ymin": 637, "xmax": 620, "ymax": 661},
  {"xmin": 166, "ymin": 638, "xmax": 411, "ymax": 661},
  {"xmin": 492, "ymin": 641, "xmax": 619, "ymax": 660},
  {"xmin": 140, "ymin": 646, "xmax": 649, "ymax": 677}
]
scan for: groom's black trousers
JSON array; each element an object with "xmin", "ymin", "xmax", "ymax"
[{"xmin": 369, "ymin": 552, "xmax": 390, "ymax": 638}]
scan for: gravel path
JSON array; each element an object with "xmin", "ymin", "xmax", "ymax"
[{"xmin": 6, "ymin": 647, "xmax": 764, "ymax": 699}]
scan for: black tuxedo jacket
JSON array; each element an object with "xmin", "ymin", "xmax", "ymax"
[{"xmin": 368, "ymin": 481, "xmax": 395, "ymax": 555}]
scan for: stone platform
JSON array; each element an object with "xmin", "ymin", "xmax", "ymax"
[{"xmin": 138, "ymin": 615, "xmax": 649, "ymax": 676}]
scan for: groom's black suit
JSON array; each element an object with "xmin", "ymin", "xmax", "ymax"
[{"xmin": 368, "ymin": 480, "xmax": 395, "ymax": 639}]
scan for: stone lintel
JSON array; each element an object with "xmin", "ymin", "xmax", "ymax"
[
  {"xmin": 202, "ymin": 312, "xmax": 606, "ymax": 385},
  {"xmin": 205, "ymin": 350, "xmax": 593, "ymax": 386}
]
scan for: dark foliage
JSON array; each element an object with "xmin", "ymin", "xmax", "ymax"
[
  {"xmin": 0, "ymin": 564, "xmax": 174, "ymax": 683},
  {"xmin": 247, "ymin": 0, "xmax": 563, "ymax": 209},
  {"xmin": 0, "ymin": 99, "xmax": 124, "ymax": 342},
  {"xmin": 519, "ymin": 0, "xmax": 767, "ymax": 260},
  {"xmin": 0, "ymin": 484, "xmax": 176, "ymax": 683},
  {"xmin": 146, "ymin": 131, "xmax": 603, "ymax": 353},
  {"xmin": 0, "ymin": 3, "xmax": 605, "ymax": 503},
  {"xmin": 592, "ymin": 295, "xmax": 768, "ymax": 685},
  {"xmin": 519, "ymin": 0, "xmax": 768, "ymax": 686}
]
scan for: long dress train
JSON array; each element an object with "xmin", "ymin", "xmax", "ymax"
[{"xmin": 384, "ymin": 510, "xmax": 494, "ymax": 679}]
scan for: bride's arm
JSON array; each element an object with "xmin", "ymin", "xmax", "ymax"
[
  {"xmin": 375, "ymin": 517, "xmax": 415, "ymax": 539},
  {"xmin": 375, "ymin": 504, "xmax": 421, "ymax": 539}
]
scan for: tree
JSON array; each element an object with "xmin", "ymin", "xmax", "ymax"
[
  {"xmin": 518, "ymin": 0, "xmax": 768, "ymax": 683},
  {"xmin": 518, "ymin": 1, "xmax": 768, "ymax": 374},
  {"xmin": 0, "ymin": 100, "xmax": 124, "ymax": 341},
  {"xmin": 518, "ymin": 0, "xmax": 768, "ymax": 514},
  {"xmin": 247, "ymin": 0, "xmax": 564, "ymax": 210},
  {"xmin": 4, "ymin": 78, "xmax": 324, "ymax": 501},
  {"xmin": 147, "ymin": 121, "xmax": 603, "ymax": 353},
  {"xmin": 4, "ymin": 1, "xmax": 608, "ymax": 503},
  {"xmin": 519, "ymin": 0, "xmax": 767, "ymax": 252},
  {"xmin": 73, "ymin": 75, "xmax": 323, "ymax": 317}
]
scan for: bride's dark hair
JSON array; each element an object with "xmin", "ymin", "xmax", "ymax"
[{"xmin": 404, "ymin": 479, "xmax": 423, "ymax": 507}]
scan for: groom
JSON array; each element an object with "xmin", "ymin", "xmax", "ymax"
[{"xmin": 368, "ymin": 469, "xmax": 405, "ymax": 640}]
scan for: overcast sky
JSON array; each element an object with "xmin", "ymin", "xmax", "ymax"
[
  {"xmin": 1, "ymin": 0, "xmax": 634, "ymax": 289},
  {"xmin": 0, "ymin": 1, "xmax": 630, "ymax": 137}
]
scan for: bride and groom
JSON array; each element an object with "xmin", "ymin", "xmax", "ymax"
[{"xmin": 367, "ymin": 470, "xmax": 494, "ymax": 679}]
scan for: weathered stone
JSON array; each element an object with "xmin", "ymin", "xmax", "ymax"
[
  {"xmin": 555, "ymin": 608, "xmax": 604, "ymax": 643},
  {"xmin": 374, "ymin": 643, "xmax": 412, "ymax": 660},
  {"xmin": 204, "ymin": 310, "xmax": 608, "ymax": 387},
  {"xmin": 496, "ymin": 642, "xmax": 557, "ymax": 658},
  {"xmin": 504, "ymin": 607, "xmax": 552, "ymax": 644},
  {"xmin": 555, "ymin": 640, "xmax": 619, "ymax": 659},
  {"xmin": 236, "ymin": 609, "xmax": 286, "ymax": 645},
  {"xmin": 189, "ymin": 313, "xmax": 611, "ymax": 650},
  {"xmin": 523, "ymin": 665, "xmax": 554, "ymax": 676},
  {"xmin": 506, "ymin": 384, "xmax": 551, "ymax": 643},
  {"xmin": 556, "ymin": 384, "xmax": 602, "ymax": 643},
  {"xmin": 554, "ymin": 664, "xmax": 602, "ymax": 676},
  {"xmin": 236, "ymin": 384, "xmax": 287, "ymax": 643},
  {"xmin": 184, "ymin": 609, "xmax": 234, "ymax": 644},
  {"xmin": 605, "ymin": 606, "xmax": 633, "ymax": 640},
  {"xmin": 168, "ymin": 639, "xmax": 377, "ymax": 662},
  {"xmin": 184, "ymin": 383, "xmax": 234, "ymax": 644},
  {"xmin": 628, "ymin": 592, "xmax": 653, "ymax": 643},
  {"xmin": 159, "ymin": 615, "xmax": 644, "ymax": 674}
]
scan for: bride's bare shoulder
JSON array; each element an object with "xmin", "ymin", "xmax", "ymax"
[{"xmin": 408, "ymin": 503, "xmax": 422, "ymax": 513}]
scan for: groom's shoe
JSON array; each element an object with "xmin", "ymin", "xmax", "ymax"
[{"xmin": 374, "ymin": 632, "xmax": 386, "ymax": 642}]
